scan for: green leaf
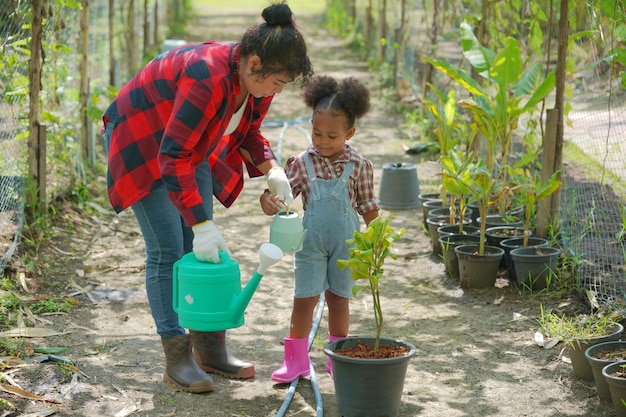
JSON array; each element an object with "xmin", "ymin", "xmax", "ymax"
[
  {"xmin": 422, "ymin": 57, "xmax": 487, "ymax": 98},
  {"xmin": 460, "ymin": 21, "xmax": 495, "ymax": 76},
  {"xmin": 513, "ymin": 63, "xmax": 540, "ymax": 97},
  {"xmin": 490, "ymin": 38, "xmax": 522, "ymax": 89},
  {"xmin": 522, "ymin": 70, "xmax": 556, "ymax": 110}
]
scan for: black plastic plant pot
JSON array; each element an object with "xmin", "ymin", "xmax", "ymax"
[
  {"xmin": 324, "ymin": 337, "xmax": 416, "ymax": 417},
  {"xmin": 509, "ymin": 246, "xmax": 560, "ymax": 290},
  {"xmin": 454, "ymin": 244, "xmax": 504, "ymax": 289}
]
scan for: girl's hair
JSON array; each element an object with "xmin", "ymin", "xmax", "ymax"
[
  {"xmin": 240, "ymin": 1, "xmax": 313, "ymax": 83},
  {"xmin": 303, "ymin": 75, "xmax": 371, "ymax": 128}
]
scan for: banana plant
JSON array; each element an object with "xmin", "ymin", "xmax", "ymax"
[
  {"xmin": 440, "ymin": 150, "xmax": 474, "ymax": 233},
  {"xmin": 422, "ymin": 21, "xmax": 556, "ymax": 180},
  {"xmin": 420, "ymin": 86, "xmax": 463, "ymax": 202},
  {"xmin": 445, "ymin": 158, "xmax": 511, "ymax": 255}
]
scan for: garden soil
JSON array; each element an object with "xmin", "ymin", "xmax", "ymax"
[{"xmin": 2, "ymin": 3, "xmax": 619, "ymax": 417}]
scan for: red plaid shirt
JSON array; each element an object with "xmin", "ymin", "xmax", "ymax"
[
  {"xmin": 103, "ymin": 42, "xmax": 275, "ymax": 226},
  {"xmin": 285, "ymin": 144, "xmax": 379, "ymax": 215}
]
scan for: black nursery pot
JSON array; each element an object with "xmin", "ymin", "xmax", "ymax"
[
  {"xmin": 455, "ymin": 244, "xmax": 504, "ymax": 289},
  {"xmin": 439, "ymin": 233, "xmax": 483, "ymax": 280},
  {"xmin": 603, "ymin": 360, "xmax": 626, "ymax": 417},
  {"xmin": 324, "ymin": 337, "xmax": 416, "ymax": 417},
  {"xmin": 510, "ymin": 246, "xmax": 560, "ymax": 290},
  {"xmin": 500, "ymin": 236, "xmax": 549, "ymax": 280}
]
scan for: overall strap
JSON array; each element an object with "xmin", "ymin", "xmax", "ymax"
[
  {"xmin": 303, "ymin": 152, "xmax": 320, "ymax": 201},
  {"xmin": 331, "ymin": 161, "xmax": 355, "ymax": 198}
]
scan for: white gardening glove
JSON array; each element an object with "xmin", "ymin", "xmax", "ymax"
[
  {"xmin": 191, "ymin": 220, "xmax": 231, "ymax": 263},
  {"xmin": 266, "ymin": 167, "xmax": 294, "ymax": 206}
]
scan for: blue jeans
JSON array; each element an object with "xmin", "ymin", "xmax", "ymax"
[{"xmin": 131, "ymin": 162, "xmax": 214, "ymax": 339}]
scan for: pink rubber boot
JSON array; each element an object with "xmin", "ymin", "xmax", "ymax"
[
  {"xmin": 271, "ymin": 337, "xmax": 310, "ymax": 383},
  {"xmin": 327, "ymin": 335, "xmax": 344, "ymax": 376}
]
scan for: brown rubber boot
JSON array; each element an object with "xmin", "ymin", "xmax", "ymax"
[
  {"xmin": 161, "ymin": 334, "xmax": 214, "ymax": 393},
  {"xmin": 191, "ymin": 330, "xmax": 255, "ymax": 379}
]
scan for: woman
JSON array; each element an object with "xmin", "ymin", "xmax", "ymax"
[{"xmin": 102, "ymin": 1, "xmax": 313, "ymax": 393}]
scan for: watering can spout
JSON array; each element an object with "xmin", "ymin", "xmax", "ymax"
[{"xmin": 231, "ymin": 243, "xmax": 284, "ymax": 322}]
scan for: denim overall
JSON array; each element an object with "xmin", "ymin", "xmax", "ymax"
[{"xmin": 293, "ymin": 153, "xmax": 359, "ymax": 298}]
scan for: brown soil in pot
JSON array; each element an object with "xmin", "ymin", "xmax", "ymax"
[
  {"xmin": 596, "ymin": 348, "xmax": 626, "ymax": 362},
  {"xmin": 335, "ymin": 340, "xmax": 410, "ymax": 359}
]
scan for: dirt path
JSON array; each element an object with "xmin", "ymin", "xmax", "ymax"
[{"xmin": 5, "ymin": 3, "xmax": 616, "ymax": 417}]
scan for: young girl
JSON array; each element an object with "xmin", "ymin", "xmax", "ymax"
[{"xmin": 260, "ymin": 75, "xmax": 379, "ymax": 382}]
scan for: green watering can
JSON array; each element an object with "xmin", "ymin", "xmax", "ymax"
[{"xmin": 173, "ymin": 243, "xmax": 283, "ymax": 331}]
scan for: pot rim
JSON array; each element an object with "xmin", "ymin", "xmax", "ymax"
[
  {"xmin": 454, "ymin": 244, "xmax": 505, "ymax": 256},
  {"xmin": 509, "ymin": 246, "xmax": 561, "ymax": 257},
  {"xmin": 500, "ymin": 236, "xmax": 548, "ymax": 247},
  {"xmin": 585, "ymin": 340, "xmax": 626, "ymax": 361},
  {"xmin": 323, "ymin": 336, "xmax": 417, "ymax": 363},
  {"xmin": 601, "ymin": 359, "xmax": 626, "ymax": 379}
]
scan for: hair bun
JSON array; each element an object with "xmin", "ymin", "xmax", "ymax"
[{"xmin": 262, "ymin": 2, "xmax": 293, "ymax": 26}]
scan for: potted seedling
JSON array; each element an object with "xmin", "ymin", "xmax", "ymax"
[
  {"xmin": 440, "ymin": 150, "xmax": 474, "ymax": 233},
  {"xmin": 503, "ymin": 167, "xmax": 562, "ymax": 287},
  {"xmin": 324, "ymin": 214, "xmax": 416, "ymax": 417},
  {"xmin": 509, "ymin": 167, "xmax": 562, "ymax": 246},
  {"xmin": 443, "ymin": 158, "xmax": 509, "ymax": 288},
  {"xmin": 437, "ymin": 151, "xmax": 481, "ymax": 279},
  {"xmin": 536, "ymin": 303, "xmax": 624, "ymax": 382}
]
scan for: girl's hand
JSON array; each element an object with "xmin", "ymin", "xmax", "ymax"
[{"xmin": 260, "ymin": 190, "xmax": 282, "ymax": 215}]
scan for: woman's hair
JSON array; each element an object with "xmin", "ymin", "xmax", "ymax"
[
  {"xmin": 240, "ymin": 1, "xmax": 313, "ymax": 83},
  {"xmin": 303, "ymin": 75, "xmax": 371, "ymax": 128}
]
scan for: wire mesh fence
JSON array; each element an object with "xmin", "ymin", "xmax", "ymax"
[
  {"xmin": 0, "ymin": 0, "xmax": 30, "ymax": 267},
  {"xmin": 0, "ymin": 0, "xmax": 171, "ymax": 270},
  {"xmin": 560, "ymin": 90, "xmax": 626, "ymax": 305}
]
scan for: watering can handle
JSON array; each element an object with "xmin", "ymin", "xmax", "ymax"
[
  {"xmin": 190, "ymin": 250, "xmax": 232, "ymax": 263},
  {"xmin": 217, "ymin": 250, "xmax": 231, "ymax": 263}
]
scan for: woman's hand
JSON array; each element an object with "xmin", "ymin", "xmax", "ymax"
[
  {"xmin": 191, "ymin": 220, "xmax": 231, "ymax": 262},
  {"xmin": 266, "ymin": 167, "xmax": 294, "ymax": 206},
  {"xmin": 260, "ymin": 190, "xmax": 282, "ymax": 215}
]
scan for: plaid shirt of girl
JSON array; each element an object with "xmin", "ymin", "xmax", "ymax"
[{"xmin": 285, "ymin": 144, "xmax": 379, "ymax": 215}]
